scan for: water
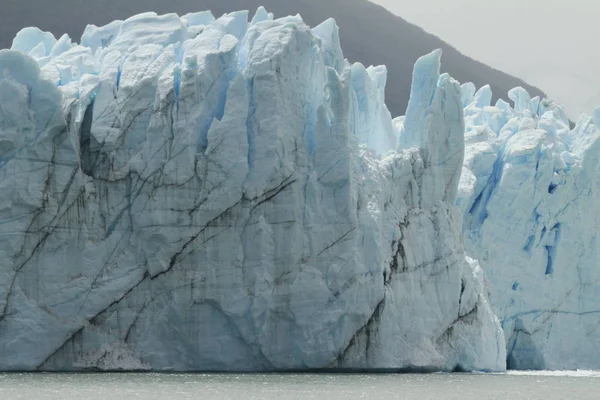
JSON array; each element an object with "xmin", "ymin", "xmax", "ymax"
[{"xmin": 1, "ymin": 371, "xmax": 599, "ymax": 399}]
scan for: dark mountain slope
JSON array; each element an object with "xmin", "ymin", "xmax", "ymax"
[{"xmin": 0, "ymin": 0, "xmax": 545, "ymax": 116}]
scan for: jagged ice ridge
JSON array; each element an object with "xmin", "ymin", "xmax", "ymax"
[{"xmin": 457, "ymin": 84, "xmax": 600, "ymax": 370}]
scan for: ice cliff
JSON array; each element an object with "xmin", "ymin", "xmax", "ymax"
[
  {"xmin": 458, "ymin": 85, "xmax": 600, "ymax": 370},
  {"xmin": 0, "ymin": 9, "xmax": 505, "ymax": 371}
]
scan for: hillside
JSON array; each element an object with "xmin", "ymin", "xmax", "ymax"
[{"xmin": 0, "ymin": 0, "xmax": 545, "ymax": 116}]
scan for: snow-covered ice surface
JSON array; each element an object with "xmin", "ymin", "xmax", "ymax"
[
  {"xmin": 458, "ymin": 84, "xmax": 600, "ymax": 370},
  {"xmin": 0, "ymin": 8, "xmax": 505, "ymax": 371}
]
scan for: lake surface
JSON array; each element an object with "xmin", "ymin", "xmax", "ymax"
[{"xmin": 1, "ymin": 371, "xmax": 599, "ymax": 399}]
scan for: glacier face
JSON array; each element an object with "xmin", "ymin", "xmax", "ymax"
[
  {"xmin": 0, "ymin": 9, "xmax": 505, "ymax": 371},
  {"xmin": 458, "ymin": 85, "xmax": 600, "ymax": 370}
]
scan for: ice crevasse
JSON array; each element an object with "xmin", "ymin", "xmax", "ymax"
[{"xmin": 0, "ymin": 8, "xmax": 506, "ymax": 371}]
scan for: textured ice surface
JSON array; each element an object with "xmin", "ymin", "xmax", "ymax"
[
  {"xmin": 0, "ymin": 9, "xmax": 504, "ymax": 371},
  {"xmin": 458, "ymin": 84, "xmax": 600, "ymax": 370}
]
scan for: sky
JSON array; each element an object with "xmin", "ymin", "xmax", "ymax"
[{"xmin": 371, "ymin": 0, "xmax": 599, "ymax": 119}]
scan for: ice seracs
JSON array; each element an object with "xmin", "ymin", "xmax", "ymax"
[
  {"xmin": 0, "ymin": 9, "xmax": 504, "ymax": 371},
  {"xmin": 458, "ymin": 84, "xmax": 600, "ymax": 370}
]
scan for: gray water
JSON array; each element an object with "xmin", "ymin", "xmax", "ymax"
[{"xmin": 1, "ymin": 371, "xmax": 599, "ymax": 399}]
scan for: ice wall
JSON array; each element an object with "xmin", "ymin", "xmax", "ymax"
[{"xmin": 0, "ymin": 9, "xmax": 504, "ymax": 371}]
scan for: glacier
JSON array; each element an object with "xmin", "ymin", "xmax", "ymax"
[
  {"xmin": 3, "ymin": 6, "xmax": 600, "ymax": 373},
  {"xmin": 0, "ymin": 8, "xmax": 505, "ymax": 371},
  {"xmin": 458, "ymin": 85, "xmax": 600, "ymax": 370}
]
